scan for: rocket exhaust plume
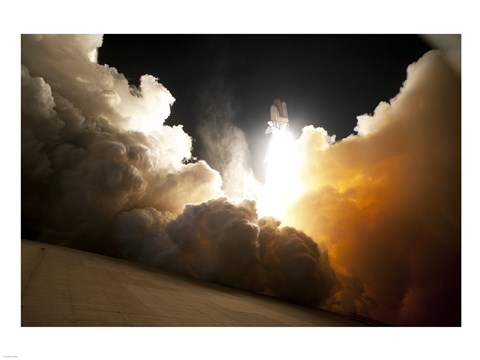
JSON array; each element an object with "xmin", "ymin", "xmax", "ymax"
[{"xmin": 21, "ymin": 34, "xmax": 460, "ymax": 326}]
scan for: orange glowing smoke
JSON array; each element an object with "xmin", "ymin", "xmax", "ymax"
[{"xmin": 283, "ymin": 51, "xmax": 460, "ymax": 325}]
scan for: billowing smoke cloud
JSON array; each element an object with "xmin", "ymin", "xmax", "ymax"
[
  {"xmin": 21, "ymin": 34, "xmax": 336, "ymax": 308},
  {"xmin": 114, "ymin": 197, "xmax": 337, "ymax": 305},
  {"xmin": 286, "ymin": 50, "xmax": 460, "ymax": 325},
  {"xmin": 21, "ymin": 34, "xmax": 223, "ymax": 252}
]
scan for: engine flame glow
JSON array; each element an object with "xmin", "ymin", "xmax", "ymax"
[{"xmin": 257, "ymin": 131, "xmax": 303, "ymax": 220}]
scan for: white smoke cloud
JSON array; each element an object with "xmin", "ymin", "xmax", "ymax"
[{"xmin": 21, "ymin": 34, "xmax": 223, "ymax": 250}]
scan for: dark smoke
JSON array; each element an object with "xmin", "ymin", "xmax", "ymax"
[{"xmin": 114, "ymin": 198, "xmax": 338, "ymax": 305}]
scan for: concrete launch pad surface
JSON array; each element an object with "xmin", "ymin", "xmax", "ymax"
[{"xmin": 21, "ymin": 240, "xmax": 364, "ymax": 326}]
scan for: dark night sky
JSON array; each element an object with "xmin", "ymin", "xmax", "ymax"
[{"xmin": 98, "ymin": 35, "xmax": 432, "ymax": 178}]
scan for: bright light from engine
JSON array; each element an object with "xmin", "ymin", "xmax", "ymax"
[{"xmin": 257, "ymin": 130, "xmax": 302, "ymax": 220}]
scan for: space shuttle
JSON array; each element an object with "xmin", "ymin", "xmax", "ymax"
[{"xmin": 265, "ymin": 98, "xmax": 289, "ymax": 134}]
